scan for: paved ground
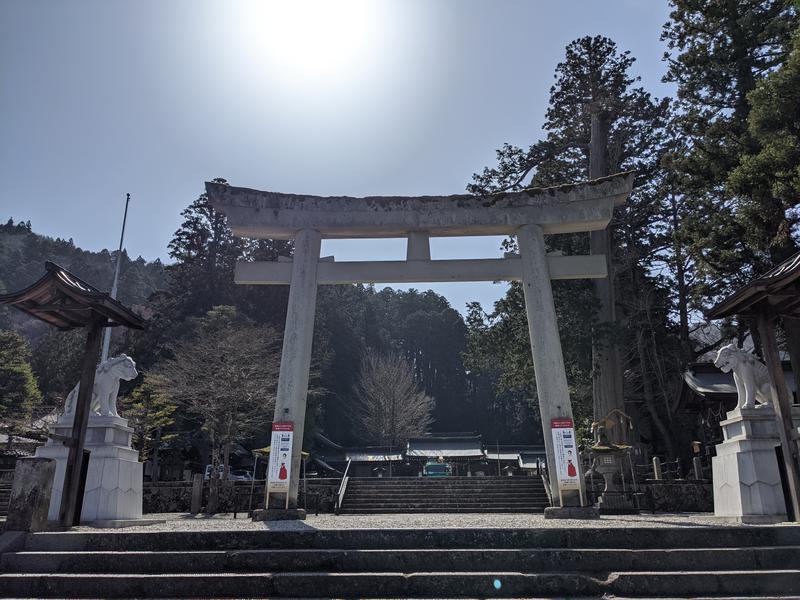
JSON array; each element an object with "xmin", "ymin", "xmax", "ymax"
[{"xmin": 67, "ymin": 512, "xmax": 800, "ymax": 532}]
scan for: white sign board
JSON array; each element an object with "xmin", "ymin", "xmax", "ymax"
[
  {"xmin": 267, "ymin": 422, "xmax": 294, "ymax": 496},
  {"xmin": 551, "ymin": 417, "xmax": 580, "ymax": 491}
]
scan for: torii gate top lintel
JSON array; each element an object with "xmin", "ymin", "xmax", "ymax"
[{"xmin": 205, "ymin": 171, "xmax": 633, "ymax": 240}]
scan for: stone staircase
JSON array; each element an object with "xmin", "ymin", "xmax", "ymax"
[
  {"xmin": 0, "ymin": 482, "xmax": 11, "ymax": 517},
  {"xmin": 1, "ymin": 525, "xmax": 799, "ymax": 597},
  {"xmin": 339, "ymin": 476, "xmax": 549, "ymax": 514}
]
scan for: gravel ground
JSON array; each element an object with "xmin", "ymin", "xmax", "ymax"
[{"xmin": 68, "ymin": 512, "xmax": 800, "ymax": 532}]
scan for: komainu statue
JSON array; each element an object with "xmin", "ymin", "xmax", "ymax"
[
  {"xmin": 713, "ymin": 344, "xmax": 775, "ymax": 410},
  {"xmin": 63, "ymin": 354, "xmax": 138, "ymax": 418}
]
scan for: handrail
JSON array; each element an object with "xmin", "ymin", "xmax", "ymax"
[
  {"xmin": 540, "ymin": 464, "xmax": 553, "ymax": 507},
  {"xmin": 334, "ymin": 458, "xmax": 352, "ymax": 515}
]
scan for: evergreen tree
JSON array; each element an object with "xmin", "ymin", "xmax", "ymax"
[
  {"xmin": 167, "ymin": 180, "xmax": 246, "ymax": 319},
  {"xmin": 662, "ymin": 0, "xmax": 798, "ymax": 306},
  {"xmin": 0, "ymin": 330, "xmax": 42, "ymax": 448},
  {"xmin": 119, "ymin": 373, "xmax": 177, "ymax": 481},
  {"xmin": 728, "ymin": 27, "xmax": 800, "ymax": 260},
  {"xmin": 468, "ymin": 36, "xmax": 674, "ymax": 450}
]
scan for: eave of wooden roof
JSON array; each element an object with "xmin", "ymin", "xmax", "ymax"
[
  {"xmin": 0, "ymin": 261, "xmax": 145, "ymax": 330},
  {"xmin": 707, "ymin": 252, "xmax": 800, "ymax": 319}
]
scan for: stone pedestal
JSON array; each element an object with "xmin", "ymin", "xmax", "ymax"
[
  {"xmin": 713, "ymin": 406, "xmax": 787, "ymax": 523},
  {"xmin": 594, "ymin": 452, "xmax": 635, "ymax": 511},
  {"xmin": 35, "ymin": 415, "xmax": 142, "ymax": 523},
  {"xmin": 5, "ymin": 458, "xmax": 55, "ymax": 532}
]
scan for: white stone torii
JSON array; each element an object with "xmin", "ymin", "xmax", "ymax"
[{"xmin": 206, "ymin": 172, "xmax": 634, "ymax": 508}]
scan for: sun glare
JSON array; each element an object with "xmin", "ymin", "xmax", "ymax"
[{"xmin": 235, "ymin": 0, "xmax": 382, "ymax": 89}]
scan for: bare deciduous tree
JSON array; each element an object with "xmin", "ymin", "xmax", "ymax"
[
  {"xmin": 350, "ymin": 353, "xmax": 434, "ymax": 447},
  {"xmin": 153, "ymin": 306, "xmax": 280, "ymax": 513}
]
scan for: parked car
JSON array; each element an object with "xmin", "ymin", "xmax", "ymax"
[
  {"xmin": 423, "ymin": 461, "xmax": 452, "ymax": 477},
  {"xmin": 203, "ymin": 465, "xmax": 253, "ymax": 481}
]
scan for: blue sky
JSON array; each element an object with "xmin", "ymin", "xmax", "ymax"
[{"xmin": 0, "ymin": 0, "xmax": 674, "ymax": 313}]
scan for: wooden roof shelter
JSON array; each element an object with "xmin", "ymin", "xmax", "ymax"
[
  {"xmin": 0, "ymin": 261, "xmax": 144, "ymax": 330},
  {"xmin": 708, "ymin": 250, "xmax": 800, "ymax": 520},
  {"xmin": 708, "ymin": 252, "xmax": 800, "ymax": 320},
  {"xmin": 0, "ymin": 261, "xmax": 144, "ymax": 527}
]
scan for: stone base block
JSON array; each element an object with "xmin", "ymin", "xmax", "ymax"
[
  {"xmin": 713, "ymin": 514, "xmax": 787, "ymax": 524},
  {"xmin": 713, "ymin": 407, "xmax": 788, "ymax": 522},
  {"xmin": 35, "ymin": 416, "xmax": 143, "ymax": 523},
  {"xmin": 251, "ymin": 508, "xmax": 307, "ymax": 521},
  {"xmin": 544, "ymin": 506, "xmax": 599, "ymax": 520},
  {"xmin": 5, "ymin": 458, "xmax": 56, "ymax": 532},
  {"xmin": 87, "ymin": 518, "xmax": 165, "ymax": 528}
]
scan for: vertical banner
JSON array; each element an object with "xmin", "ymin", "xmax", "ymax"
[
  {"xmin": 267, "ymin": 422, "xmax": 294, "ymax": 495},
  {"xmin": 551, "ymin": 417, "xmax": 580, "ymax": 491}
]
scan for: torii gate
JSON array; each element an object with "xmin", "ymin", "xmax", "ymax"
[{"xmin": 206, "ymin": 172, "xmax": 634, "ymax": 511}]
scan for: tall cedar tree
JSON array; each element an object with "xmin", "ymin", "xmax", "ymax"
[
  {"xmin": 0, "ymin": 330, "xmax": 42, "ymax": 449},
  {"xmin": 662, "ymin": 0, "xmax": 798, "ymax": 307},
  {"xmin": 467, "ymin": 37, "xmax": 677, "ymax": 452},
  {"xmin": 167, "ymin": 179, "xmax": 246, "ymax": 320}
]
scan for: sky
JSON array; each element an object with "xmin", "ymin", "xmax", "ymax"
[{"xmin": 0, "ymin": 0, "xmax": 674, "ymax": 314}]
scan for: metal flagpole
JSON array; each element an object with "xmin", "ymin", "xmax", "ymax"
[{"xmin": 101, "ymin": 193, "xmax": 131, "ymax": 362}]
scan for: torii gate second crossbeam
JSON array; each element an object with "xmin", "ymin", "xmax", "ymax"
[{"xmin": 206, "ymin": 172, "xmax": 634, "ymax": 512}]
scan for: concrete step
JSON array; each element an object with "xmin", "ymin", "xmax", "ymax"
[
  {"xmin": 6, "ymin": 546, "xmax": 799, "ymax": 574},
  {"xmin": 23, "ymin": 526, "xmax": 800, "ymax": 552},
  {"xmin": 338, "ymin": 507, "xmax": 545, "ymax": 514},
  {"xmin": 346, "ymin": 482, "xmax": 544, "ymax": 489},
  {"xmin": 1, "ymin": 569, "xmax": 798, "ymax": 598},
  {"xmin": 345, "ymin": 486, "xmax": 546, "ymax": 492},
  {"xmin": 340, "ymin": 502, "xmax": 549, "ymax": 509}
]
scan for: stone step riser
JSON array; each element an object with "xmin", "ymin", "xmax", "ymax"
[
  {"xmin": 343, "ymin": 495, "xmax": 549, "ymax": 500},
  {"xmin": 341, "ymin": 503, "xmax": 550, "ymax": 507},
  {"xmin": 6, "ymin": 547, "xmax": 798, "ymax": 575},
  {"xmin": 346, "ymin": 484, "xmax": 544, "ymax": 488},
  {"xmin": 24, "ymin": 527, "xmax": 800, "ymax": 552},
  {"xmin": 339, "ymin": 508, "xmax": 549, "ymax": 513},
  {"xmin": 1, "ymin": 570, "xmax": 798, "ymax": 599},
  {"xmin": 346, "ymin": 490, "xmax": 545, "ymax": 495}
]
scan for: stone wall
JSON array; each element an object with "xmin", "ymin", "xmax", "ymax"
[
  {"xmin": 143, "ymin": 478, "xmax": 341, "ymax": 514},
  {"xmin": 641, "ymin": 480, "xmax": 713, "ymax": 513},
  {"xmin": 585, "ymin": 476, "xmax": 713, "ymax": 513},
  {"xmin": 140, "ymin": 477, "xmax": 717, "ymax": 515}
]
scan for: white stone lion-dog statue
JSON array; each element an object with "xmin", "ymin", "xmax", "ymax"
[
  {"xmin": 713, "ymin": 344, "xmax": 775, "ymax": 410},
  {"xmin": 63, "ymin": 354, "xmax": 138, "ymax": 418}
]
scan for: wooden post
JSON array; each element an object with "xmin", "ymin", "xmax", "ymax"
[
  {"xmin": 756, "ymin": 310, "xmax": 800, "ymax": 520},
  {"xmin": 58, "ymin": 318, "xmax": 104, "ymax": 527}
]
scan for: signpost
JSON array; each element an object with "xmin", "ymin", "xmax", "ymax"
[
  {"xmin": 551, "ymin": 417, "xmax": 584, "ymax": 506},
  {"xmin": 266, "ymin": 422, "xmax": 294, "ymax": 510}
]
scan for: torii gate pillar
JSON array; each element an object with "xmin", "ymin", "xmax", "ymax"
[
  {"xmin": 518, "ymin": 224, "xmax": 587, "ymax": 506},
  {"xmin": 269, "ymin": 229, "xmax": 321, "ymax": 510}
]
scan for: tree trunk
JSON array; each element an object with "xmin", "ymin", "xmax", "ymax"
[
  {"xmin": 223, "ymin": 441, "xmax": 231, "ymax": 482},
  {"xmin": 151, "ymin": 427, "xmax": 161, "ymax": 483},
  {"xmin": 207, "ymin": 438, "xmax": 220, "ymax": 515},
  {"xmin": 670, "ymin": 194, "xmax": 692, "ymax": 365},
  {"xmin": 636, "ymin": 330, "xmax": 676, "ymax": 458},
  {"xmin": 589, "ymin": 108, "xmax": 624, "ymax": 423}
]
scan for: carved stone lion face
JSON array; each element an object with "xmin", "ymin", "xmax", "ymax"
[
  {"xmin": 714, "ymin": 345, "xmax": 738, "ymax": 373},
  {"xmin": 113, "ymin": 355, "xmax": 139, "ymax": 381}
]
